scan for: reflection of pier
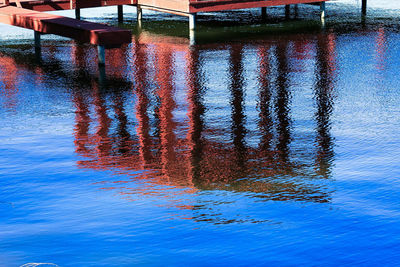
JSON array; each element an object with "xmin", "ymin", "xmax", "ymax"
[{"xmin": 65, "ymin": 32, "xmax": 340, "ymax": 204}]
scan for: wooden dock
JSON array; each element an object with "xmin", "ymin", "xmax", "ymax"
[
  {"xmin": 0, "ymin": 0, "xmax": 133, "ymax": 65},
  {"xmin": 0, "ymin": 0, "xmax": 372, "ymax": 66}
]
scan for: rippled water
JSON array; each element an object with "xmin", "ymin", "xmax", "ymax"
[{"xmin": 1, "ymin": 1, "xmax": 400, "ymax": 266}]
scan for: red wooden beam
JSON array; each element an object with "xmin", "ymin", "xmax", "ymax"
[
  {"xmin": 8, "ymin": 0, "xmax": 135, "ymax": 11},
  {"xmin": 189, "ymin": 0, "xmax": 329, "ymax": 13},
  {"xmin": 0, "ymin": 6, "xmax": 132, "ymax": 46}
]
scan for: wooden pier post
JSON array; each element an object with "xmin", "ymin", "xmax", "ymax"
[
  {"xmin": 285, "ymin": 5, "xmax": 290, "ymax": 18},
  {"xmin": 118, "ymin": 5, "xmax": 123, "ymax": 22},
  {"xmin": 99, "ymin": 65, "xmax": 106, "ymax": 84},
  {"xmin": 320, "ymin": 1, "xmax": 326, "ymax": 20},
  {"xmin": 34, "ymin": 30, "xmax": 41, "ymax": 60},
  {"xmin": 362, "ymin": 0, "xmax": 367, "ymax": 16},
  {"xmin": 261, "ymin": 7, "xmax": 267, "ymax": 20},
  {"xmin": 34, "ymin": 31, "xmax": 40, "ymax": 47},
  {"xmin": 34, "ymin": 30, "xmax": 41, "ymax": 54},
  {"xmin": 189, "ymin": 13, "xmax": 196, "ymax": 30},
  {"xmin": 97, "ymin": 45, "xmax": 105, "ymax": 66},
  {"xmin": 75, "ymin": 8, "xmax": 80, "ymax": 20},
  {"xmin": 136, "ymin": 6, "xmax": 142, "ymax": 27},
  {"xmin": 189, "ymin": 29, "xmax": 195, "ymax": 45},
  {"xmin": 137, "ymin": 6, "xmax": 142, "ymax": 21}
]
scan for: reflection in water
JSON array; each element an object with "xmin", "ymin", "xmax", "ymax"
[
  {"xmin": 314, "ymin": 32, "xmax": 337, "ymax": 178},
  {"xmin": 229, "ymin": 44, "xmax": 247, "ymax": 177},
  {"xmin": 186, "ymin": 47, "xmax": 205, "ymax": 187},
  {"xmin": 68, "ymin": 33, "xmax": 337, "ymax": 213},
  {"xmin": 275, "ymin": 41, "xmax": 292, "ymax": 166},
  {"xmin": 0, "ymin": 54, "xmax": 19, "ymax": 112},
  {"xmin": 375, "ymin": 27, "xmax": 387, "ymax": 71},
  {"xmin": 134, "ymin": 42, "xmax": 153, "ymax": 168},
  {"xmin": 0, "ymin": 29, "xmax": 342, "ymax": 223},
  {"xmin": 257, "ymin": 45, "xmax": 273, "ymax": 158},
  {"xmin": 2, "ymin": 7, "xmax": 400, "ymax": 265}
]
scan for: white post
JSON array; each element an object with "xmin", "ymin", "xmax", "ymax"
[
  {"xmin": 320, "ymin": 1, "xmax": 326, "ymax": 20},
  {"xmin": 189, "ymin": 13, "xmax": 196, "ymax": 31},
  {"xmin": 189, "ymin": 30, "xmax": 195, "ymax": 46},
  {"xmin": 97, "ymin": 45, "xmax": 105, "ymax": 66},
  {"xmin": 137, "ymin": 6, "xmax": 142, "ymax": 21}
]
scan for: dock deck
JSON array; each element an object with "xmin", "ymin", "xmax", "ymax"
[
  {"xmin": 1, "ymin": 0, "xmax": 373, "ymax": 67},
  {"xmin": 0, "ymin": 5, "xmax": 131, "ymax": 46}
]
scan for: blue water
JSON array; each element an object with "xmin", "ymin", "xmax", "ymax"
[{"xmin": 1, "ymin": 1, "xmax": 400, "ymax": 266}]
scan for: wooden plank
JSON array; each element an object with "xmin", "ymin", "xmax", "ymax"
[
  {"xmin": 139, "ymin": 5, "xmax": 190, "ymax": 17},
  {"xmin": 0, "ymin": 6, "xmax": 132, "ymax": 46},
  {"xmin": 189, "ymin": 0, "xmax": 329, "ymax": 13},
  {"xmin": 9, "ymin": 0, "xmax": 135, "ymax": 11},
  {"xmin": 138, "ymin": 0, "xmax": 189, "ymax": 13}
]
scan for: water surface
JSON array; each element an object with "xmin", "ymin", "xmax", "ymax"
[{"xmin": 1, "ymin": 1, "xmax": 400, "ymax": 266}]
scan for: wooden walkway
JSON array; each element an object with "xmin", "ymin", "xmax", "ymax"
[
  {"xmin": 0, "ymin": 0, "xmax": 132, "ymax": 65},
  {"xmin": 0, "ymin": 0, "xmax": 371, "ymax": 66},
  {"xmin": 0, "ymin": 6, "xmax": 131, "ymax": 46}
]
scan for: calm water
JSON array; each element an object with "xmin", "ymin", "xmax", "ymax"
[{"xmin": 1, "ymin": 1, "xmax": 400, "ymax": 266}]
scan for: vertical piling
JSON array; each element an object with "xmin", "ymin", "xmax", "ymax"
[
  {"xmin": 362, "ymin": 0, "xmax": 367, "ymax": 16},
  {"xmin": 34, "ymin": 31, "xmax": 41, "ymax": 61},
  {"xmin": 285, "ymin": 5, "xmax": 290, "ymax": 18},
  {"xmin": 75, "ymin": 8, "xmax": 80, "ymax": 20},
  {"xmin": 137, "ymin": 6, "xmax": 142, "ymax": 21},
  {"xmin": 34, "ymin": 31, "xmax": 41, "ymax": 48},
  {"xmin": 97, "ymin": 45, "xmax": 105, "ymax": 66},
  {"xmin": 118, "ymin": 5, "xmax": 123, "ymax": 22},
  {"xmin": 99, "ymin": 65, "xmax": 106, "ymax": 85},
  {"xmin": 261, "ymin": 7, "xmax": 267, "ymax": 20},
  {"xmin": 320, "ymin": 1, "xmax": 326, "ymax": 20},
  {"xmin": 189, "ymin": 30, "xmax": 196, "ymax": 46},
  {"xmin": 189, "ymin": 13, "xmax": 196, "ymax": 31},
  {"xmin": 137, "ymin": 6, "xmax": 142, "ymax": 27}
]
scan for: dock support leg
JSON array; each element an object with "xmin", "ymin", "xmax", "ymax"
[
  {"xmin": 189, "ymin": 13, "xmax": 196, "ymax": 31},
  {"xmin": 285, "ymin": 5, "xmax": 290, "ymax": 18},
  {"xmin": 362, "ymin": 0, "xmax": 367, "ymax": 16},
  {"xmin": 75, "ymin": 8, "xmax": 80, "ymax": 20},
  {"xmin": 261, "ymin": 7, "xmax": 266, "ymax": 20},
  {"xmin": 320, "ymin": 1, "xmax": 326, "ymax": 19},
  {"xmin": 137, "ymin": 6, "xmax": 142, "ymax": 27},
  {"xmin": 99, "ymin": 66, "xmax": 106, "ymax": 85},
  {"xmin": 189, "ymin": 30, "xmax": 196, "ymax": 46},
  {"xmin": 34, "ymin": 31, "xmax": 41, "ymax": 49},
  {"xmin": 97, "ymin": 45, "xmax": 105, "ymax": 66},
  {"xmin": 118, "ymin": 5, "xmax": 123, "ymax": 22},
  {"xmin": 34, "ymin": 31, "xmax": 41, "ymax": 59},
  {"xmin": 320, "ymin": 1, "xmax": 326, "ymax": 27},
  {"xmin": 137, "ymin": 6, "xmax": 142, "ymax": 21}
]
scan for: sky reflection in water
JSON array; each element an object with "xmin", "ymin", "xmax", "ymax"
[{"xmin": 1, "ymin": 2, "xmax": 400, "ymax": 266}]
